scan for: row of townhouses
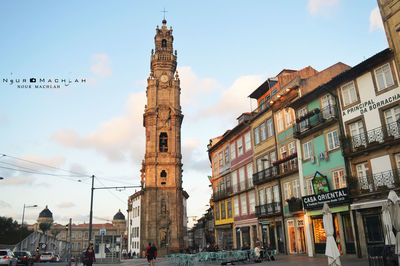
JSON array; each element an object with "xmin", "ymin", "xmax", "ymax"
[{"xmin": 207, "ymin": 47, "xmax": 400, "ymax": 258}]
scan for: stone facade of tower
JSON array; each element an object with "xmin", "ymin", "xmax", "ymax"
[{"xmin": 140, "ymin": 19, "xmax": 189, "ymax": 255}]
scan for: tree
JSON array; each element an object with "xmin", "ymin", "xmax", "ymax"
[
  {"xmin": 39, "ymin": 222, "xmax": 52, "ymax": 235},
  {"xmin": 0, "ymin": 216, "xmax": 32, "ymax": 245}
]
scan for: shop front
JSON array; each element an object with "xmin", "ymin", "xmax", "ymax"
[
  {"xmin": 259, "ymin": 219, "xmax": 285, "ymax": 253},
  {"xmin": 302, "ymin": 187, "xmax": 355, "ymax": 255},
  {"xmin": 215, "ymin": 224, "xmax": 234, "ymax": 250},
  {"xmin": 286, "ymin": 216, "xmax": 307, "ymax": 254},
  {"xmin": 234, "ymin": 219, "xmax": 258, "ymax": 249}
]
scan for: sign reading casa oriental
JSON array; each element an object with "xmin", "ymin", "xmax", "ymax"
[{"xmin": 302, "ymin": 188, "xmax": 349, "ymax": 209}]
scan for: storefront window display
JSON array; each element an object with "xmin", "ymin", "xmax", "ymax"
[
  {"xmin": 312, "ymin": 214, "xmax": 342, "ymax": 254},
  {"xmin": 288, "ymin": 220, "xmax": 296, "ymax": 253}
]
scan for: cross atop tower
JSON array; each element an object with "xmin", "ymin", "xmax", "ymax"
[{"xmin": 161, "ymin": 8, "xmax": 168, "ymax": 21}]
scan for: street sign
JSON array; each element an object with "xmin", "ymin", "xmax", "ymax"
[{"xmin": 100, "ymin": 229, "xmax": 106, "ymax": 235}]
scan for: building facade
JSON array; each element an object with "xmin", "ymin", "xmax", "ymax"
[
  {"xmin": 127, "ymin": 191, "xmax": 142, "ymax": 255},
  {"xmin": 138, "ymin": 19, "xmax": 188, "ymax": 256}
]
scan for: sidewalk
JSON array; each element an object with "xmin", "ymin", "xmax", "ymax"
[{"xmin": 108, "ymin": 254, "xmax": 368, "ymax": 265}]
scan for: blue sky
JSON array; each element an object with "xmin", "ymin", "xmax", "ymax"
[{"xmin": 0, "ymin": 0, "xmax": 387, "ymax": 227}]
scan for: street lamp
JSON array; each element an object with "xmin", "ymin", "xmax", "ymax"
[{"xmin": 22, "ymin": 204, "xmax": 38, "ymax": 226}]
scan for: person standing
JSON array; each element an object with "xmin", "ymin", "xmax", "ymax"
[
  {"xmin": 84, "ymin": 244, "xmax": 96, "ymax": 266},
  {"xmin": 146, "ymin": 243, "xmax": 152, "ymax": 265},
  {"xmin": 149, "ymin": 243, "xmax": 157, "ymax": 265}
]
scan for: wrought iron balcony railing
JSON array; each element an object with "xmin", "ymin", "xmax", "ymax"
[
  {"xmin": 212, "ymin": 186, "xmax": 233, "ymax": 201},
  {"xmin": 255, "ymin": 202, "xmax": 282, "ymax": 217},
  {"xmin": 351, "ymin": 168, "xmax": 400, "ymax": 194},
  {"xmin": 287, "ymin": 197, "xmax": 303, "ymax": 212},
  {"xmin": 253, "ymin": 165, "xmax": 279, "ymax": 185},
  {"xmin": 345, "ymin": 121, "xmax": 400, "ymax": 153},
  {"xmin": 294, "ymin": 105, "xmax": 337, "ymax": 136}
]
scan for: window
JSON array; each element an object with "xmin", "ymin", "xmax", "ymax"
[
  {"xmin": 280, "ymin": 146, "xmax": 287, "ymax": 158},
  {"xmin": 159, "ymin": 132, "xmax": 168, "ymax": 152},
  {"xmin": 303, "ymin": 141, "xmax": 313, "ymax": 160},
  {"xmin": 341, "ymin": 82, "xmax": 358, "ymax": 106},
  {"xmin": 85, "ymin": 232, "xmax": 88, "ymax": 239},
  {"xmin": 259, "ymin": 98, "xmax": 265, "ymax": 111},
  {"xmin": 232, "ymin": 171, "xmax": 238, "ymax": 192},
  {"xmin": 227, "ymin": 201, "xmax": 232, "ymax": 218},
  {"xmin": 384, "ymin": 106, "xmax": 400, "ymax": 133},
  {"xmin": 293, "ymin": 179, "xmax": 300, "ymax": 198},
  {"xmin": 285, "ymin": 109, "xmax": 293, "ymax": 127},
  {"xmin": 356, "ymin": 162, "xmax": 370, "ymax": 190},
  {"xmin": 240, "ymin": 195, "xmax": 248, "ymax": 215},
  {"xmin": 349, "ymin": 120, "xmax": 366, "ymax": 147},
  {"xmin": 215, "ymin": 204, "xmax": 220, "ymax": 220},
  {"xmin": 239, "ymin": 167, "xmax": 245, "ymax": 189},
  {"xmin": 267, "ymin": 118, "xmax": 274, "ymax": 137},
  {"xmin": 213, "ymin": 156, "xmax": 217, "ymax": 169},
  {"xmin": 332, "ymin": 169, "xmax": 346, "ymax": 189},
  {"xmin": 266, "ymin": 187, "xmax": 272, "ymax": 203},
  {"xmin": 259, "ymin": 188, "xmax": 265, "ymax": 205},
  {"xmin": 161, "ymin": 39, "xmax": 167, "ymax": 48},
  {"xmin": 395, "ymin": 153, "xmax": 400, "ymax": 168},
  {"xmin": 327, "ymin": 130, "xmax": 340, "ymax": 150},
  {"xmin": 321, "ymin": 94, "xmax": 335, "ymax": 118},
  {"xmin": 306, "ymin": 178, "xmax": 314, "ymax": 195},
  {"xmin": 375, "ymin": 63, "xmax": 394, "ymax": 91},
  {"xmin": 284, "ymin": 182, "xmax": 291, "ymax": 200},
  {"xmin": 254, "ymin": 127, "xmax": 260, "ymax": 145},
  {"xmin": 277, "ymin": 111, "xmax": 284, "ymax": 132},
  {"xmin": 273, "ymin": 185, "xmax": 280, "ymax": 202},
  {"xmin": 298, "ymin": 107, "xmax": 309, "ymax": 131},
  {"xmin": 219, "ymin": 152, "xmax": 223, "ymax": 167},
  {"xmin": 237, "ymin": 138, "xmax": 243, "ymax": 156},
  {"xmin": 221, "ymin": 201, "xmax": 226, "ymax": 219},
  {"xmin": 234, "ymin": 197, "xmax": 239, "ymax": 217},
  {"xmin": 270, "ymin": 151, "xmax": 276, "ymax": 163},
  {"xmin": 247, "ymin": 163, "xmax": 253, "ymax": 187},
  {"xmin": 249, "ymin": 192, "xmax": 256, "ymax": 214},
  {"xmin": 260, "ymin": 122, "xmax": 267, "ymax": 141},
  {"xmin": 231, "ymin": 142, "xmax": 236, "ymax": 160},
  {"xmin": 245, "ymin": 132, "xmax": 251, "ymax": 151},
  {"xmin": 224, "ymin": 148, "xmax": 229, "ymax": 164},
  {"xmin": 256, "ymin": 157, "xmax": 263, "ymax": 172},
  {"xmin": 288, "ymin": 141, "xmax": 296, "ymax": 155}
]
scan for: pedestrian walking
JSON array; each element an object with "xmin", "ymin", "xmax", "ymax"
[
  {"xmin": 146, "ymin": 243, "xmax": 153, "ymax": 265},
  {"xmin": 150, "ymin": 243, "xmax": 157, "ymax": 265},
  {"xmin": 83, "ymin": 244, "xmax": 96, "ymax": 266}
]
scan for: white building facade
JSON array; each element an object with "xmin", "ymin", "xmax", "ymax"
[{"xmin": 127, "ymin": 191, "xmax": 142, "ymax": 256}]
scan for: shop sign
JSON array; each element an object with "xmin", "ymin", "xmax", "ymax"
[
  {"xmin": 302, "ymin": 188, "xmax": 349, "ymax": 209},
  {"xmin": 312, "ymin": 171, "xmax": 330, "ymax": 195}
]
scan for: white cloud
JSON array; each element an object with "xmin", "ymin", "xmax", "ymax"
[
  {"xmin": 52, "ymin": 91, "xmax": 146, "ymax": 163},
  {"xmin": 90, "ymin": 54, "xmax": 112, "ymax": 77},
  {"xmin": 369, "ymin": 7, "xmax": 384, "ymax": 32},
  {"xmin": 57, "ymin": 202, "xmax": 75, "ymax": 208},
  {"xmin": 182, "ymin": 138, "xmax": 209, "ymax": 172},
  {"xmin": 200, "ymin": 75, "xmax": 264, "ymax": 121},
  {"xmin": 0, "ymin": 200, "xmax": 11, "ymax": 208},
  {"xmin": 20, "ymin": 155, "xmax": 66, "ymax": 171},
  {"xmin": 308, "ymin": 0, "xmax": 339, "ymax": 17},
  {"xmin": 178, "ymin": 66, "xmax": 220, "ymax": 106},
  {"xmin": 1, "ymin": 176, "xmax": 35, "ymax": 186}
]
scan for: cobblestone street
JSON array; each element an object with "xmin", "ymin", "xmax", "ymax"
[{"xmin": 108, "ymin": 255, "xmax": 368, "ymax": 266}]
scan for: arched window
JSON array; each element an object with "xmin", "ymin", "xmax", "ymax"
[
  {"xmin": 161, "ymin": 39, "xmax": 167, "ymax": 48},
  {"xmin": 159, "ymin": 132, "xmax": 168, "ymax": 152},
  {"xmin": 161, "ymin": 170, "xmax": 167, "ymax": 178}
]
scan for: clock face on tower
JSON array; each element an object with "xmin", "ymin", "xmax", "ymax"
[{"xmin": 160, "ymin": 74, "xmax": 169, "ymax": 83}]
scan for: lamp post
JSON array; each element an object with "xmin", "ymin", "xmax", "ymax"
[{"xmin": 22, "ymin": 204, "xmax": 38, "ymax": 226}]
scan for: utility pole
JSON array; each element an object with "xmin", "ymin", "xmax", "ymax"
[
  {"xmin": 68, "ymin": 218, "xmax": 72, "ymax": 266},
  {"xmin": 88, "ymin": 175, "xmax": 95, "ymax": 246}
]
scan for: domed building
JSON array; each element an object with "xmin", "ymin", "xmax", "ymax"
[
  {"xmin": 37, "ymin": 205, "xmax": 54, "ymax": 224},
  {"xmin": 112, "ymin": 209, "xmax": 126, "ymax": 232}
]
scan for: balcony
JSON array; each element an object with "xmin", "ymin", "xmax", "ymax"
[
  {"xmin": 213, "ymin": 187, "xmax": 232, "ymax": 201},
  {"xmin": 294, "ymin": 105, "xmax": 338, "ymax": 138},
  {"xmin": 253, "ymin": 166, "xmax": 279, "ymax": 185},
  {"xmin": 343, "ymin": 121, "xmax": 400, "ymax": 156},
  {"xmin": 232, "ymin": 180, "xmax": 254, "ymax": 194},
  {"xmin": 272, "ymin": 153, "xmax": 299, "ymax": 178},
  {"xmin": 348, "ymin": 168, "xmax": 400, "ymax": 196},
  {"xmin": 286, "ymin": 197, "xmax": 303, "ymax": 212},
  {"xmin": 255, "ymin": 202, "xmax": 282, "ymax": 217}
]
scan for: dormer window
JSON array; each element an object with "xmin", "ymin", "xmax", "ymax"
[{"xmin": 159, "ymin": 132, "xmax": 168, "ymax": 152}]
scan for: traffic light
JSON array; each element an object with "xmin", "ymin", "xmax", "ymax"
[{"xmin": 65, "ymin": 224, "xmax": 69, "ymax": 231}]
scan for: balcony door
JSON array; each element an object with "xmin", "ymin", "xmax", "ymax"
[
  {"xmin": 321, "ymin": 94, "xmax": 334, "ymax": 119},
  {"xmin": 356, "ymin": 162, "xmax": 370, "ymax": 191},
  {"xmin": 384, "ymin": 106, "xmax": 400, "ymax": 138},
  {"xmin": 349, "ymin": 121, "xmax": 366, "ymax": 148},
  {"xmin": 298, "ymin": 107, "xmax": 309, "ymax": 131}
]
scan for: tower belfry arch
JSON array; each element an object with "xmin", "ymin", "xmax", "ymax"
[{"xmin": 139, "ymin": 19, "xmax": 189, "ymax": 255}]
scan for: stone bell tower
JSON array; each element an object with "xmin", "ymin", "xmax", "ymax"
[{"xmin": 140, "ymin": 19, "xmax": 188, "ymax": 255}]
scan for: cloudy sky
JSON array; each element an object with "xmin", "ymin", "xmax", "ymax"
[{"xmin": 0, "ymin": 0, "xmax": 387, "ymax": 228}]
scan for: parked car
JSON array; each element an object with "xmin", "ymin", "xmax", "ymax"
[
  {"xmin": 39, "ymin": 252, "xmax": 55, "ymax": 263},
  {"xmin": 0, "ymin": 249, "xmax": 17, "ymax": 266},
  {"xmin": 13, "ymin": 251, "xmax": 33, "ymax": 266}
]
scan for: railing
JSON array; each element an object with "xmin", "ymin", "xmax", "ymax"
[
  {"xmin": 347, "ymin": 121, "xmax": 400, "ymax": 152},
  {"xmin": 355, "ymin": 168, "xmax": 400, "ymax": 193},
  {"xmin": 213, "ymin": 187, "xmax": 233, "ymax": 201},
  {"xmin": 253, "ymin": 166, "xmax": 279, "ymax": 185},
  {"xmin": 279, "ymin": 158, "xmax": 298, "ymax": 175},
  {"xmin": 255, "ymin": 202, "xmax": 281, "ymax": 217},
  {"xmin": 294, "ymin": 105, "xmax": 337, "ymax": 135},
  {"xmin": 287, "ymin": 197, "xmax": 303, "ymax": 212}
]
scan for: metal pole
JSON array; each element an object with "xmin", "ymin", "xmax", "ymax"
[
  {"xmin": 68, "ymin": 218, "xmax": 72, "ymax": 266},
  {"xmin": 22, "ymin": 204, "xmax": 26, "ymax": 226},
  {"xmin": 89, "ymin": 175, "xmax": 95, "ymax": 246}
]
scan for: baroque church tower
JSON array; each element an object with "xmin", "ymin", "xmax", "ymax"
[{"xmin": 140, "ymin": 19, "xmax": 188, "ymax": 255}]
